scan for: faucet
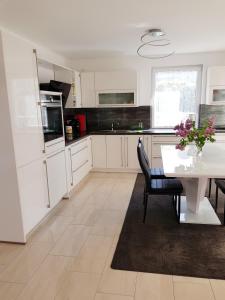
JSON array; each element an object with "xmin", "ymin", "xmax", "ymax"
[{"xmin": 111, "ymin": 120, "xmax": 119, "ymax": 131}]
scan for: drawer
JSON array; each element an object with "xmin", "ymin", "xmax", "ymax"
[
  {"xmin": 72, "ymin": 159, "xmax": 90, "ymax": 186},
  {"xmin": 72, "ymin": 146, "xmax": 89, "ymax": 172},
  {"xmin": 151, "ymin": 158, "xmax": 163, "ymax": 168},
  {"xmin": 152, "ymin": 142, "xmax": 177, "ymax": 157},
  {"xmin": 152, "ymin": 135, "xmax": 179, "ymax": 143},
  {"xmin": 70, "ymin": 138, "xmax": 88, "ymax": 155},
  {"xmin": 45, "ymin": 139, "xmax": 65, "ymax": 155}
]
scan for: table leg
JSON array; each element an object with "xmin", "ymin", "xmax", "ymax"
[{"xmin": 181, "ymin": 177, "xmax": 208, "ymax": 213}]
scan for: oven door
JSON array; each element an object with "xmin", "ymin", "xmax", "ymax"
[{"xmin": 40, "ymin": 103, "xmax": 64, "ymax": 143}]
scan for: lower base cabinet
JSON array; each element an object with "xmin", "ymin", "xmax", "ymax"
[
  {"xmin": 17, "ymin": 158, "xmax": 50, "ymax": 236},
  {"xmin": 65, "ymin": 137, "xmax": 92, "ymax": 193},
  {"xmin": 45, "ymin": 149, "xmax": 67, "ymax": 208}
]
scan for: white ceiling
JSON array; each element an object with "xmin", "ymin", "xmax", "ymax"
[{"xmin": 0, "ymin": 0, "xmax": 225, "ymax": 59}]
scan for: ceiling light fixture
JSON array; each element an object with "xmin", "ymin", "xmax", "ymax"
[{"xmin": 137, "ymin": 28, "xmax": 175, "ymax": 59}]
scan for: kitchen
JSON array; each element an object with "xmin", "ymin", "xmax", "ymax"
[{"xmin": 1, "ymin": 1, "xmax": 225, "ymax": 299}]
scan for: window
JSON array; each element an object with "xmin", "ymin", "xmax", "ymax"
[{"xmin": 152, "ymin": 66, "xmax": 202, "ymax": 128}]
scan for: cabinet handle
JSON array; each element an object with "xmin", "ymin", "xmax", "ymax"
[
  {"xmin": 72, "ymin": 145, "xmax": 88, "ymax": 156},
  {"xmin": 73, "ymin": 160, "xmax": 88, "ymax": 173},
  {"xmin": 43, "ymin": 160, "xmax": 51, "ymax": 208},
  {"xmin": 69, "ymin": 148, "xmax": 73, "ymax": 186},
  {"xmin": 47, "ymin": 149, "xmax": 65, "ymax": 159},
  {"xmin": 126, "ymin": 137, "xmax": 128, "ymax": 167},
  {"xmin": 120, "ymin": 136, "xmax": 123, "ymax": 167},
  {"xmin": 46, "ymin": 140, "xmax": 63, "ymax": 148}
]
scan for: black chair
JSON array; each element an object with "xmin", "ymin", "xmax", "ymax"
[
  {"xmin": 138, "ymin": 137, "xmax": 167, "ymax": 179},
  {"xmin": 137, "ymin": 140, "xmax": 183, "ymax": 223},
  {"xmin": 214, "ymin": 179, "xmax": 225, "ymax": 225},
  {"xmin": 208, "ymin": 178, "xmax": 212, "ymax": 198}
]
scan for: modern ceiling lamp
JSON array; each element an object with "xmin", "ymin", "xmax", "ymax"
[{"xmin": 137, "ymin": 28, "xmax": 175, "ymax": 59}]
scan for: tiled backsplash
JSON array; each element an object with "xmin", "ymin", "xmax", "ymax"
[
  {"xmin": 199, "ymin": 104, "xmax": 225, "ymax": 128},
  {"xmin": 64, "ymin": 106, "xmax": 151, "ymax": 131}
]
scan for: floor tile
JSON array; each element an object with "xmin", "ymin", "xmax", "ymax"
[
  {"xmin": 95, "ymin": 293, "xmax": 133, "ymax": 300},
  {"xmin": 29, "ymin": 215, "xmax": 73, "ymax": 245},
  {"xmin": 98, "ymin": 248, "xmax": 137, "ymax": 296},
  {"xmin": 0, "ymin": 243, "xmax": 51, "ymax": 283},
  {"xmin": 71, "ymin": 204, "xmax": 100, "ymax": 226},
  {"xmin": 173, "ymin": 280, "xmax": 214, "ymax": 300},
  {"xmin": 135, "ymin": 273, "xmax": 174, "ymax": 300},
  {"xmin": 70, "ymin": 235, "xmax": 113, "ymax": 273},
  {"xmin": 17, "ymin": 255, "xmax": 72, "ymax": 300},
  {"xmin": 0, "ymin": 243, "xmax": 25, "ymax": 266},
  {"xmin": 210, "ymin": 279, "xmax": 225, "ymax": 300},
  {"xmin": 55, "ymin": 272, "xmax": 100, "ymax": 300},
  {"xmin": 50, "ymin": 225, "xmax": 90, "ymax": 256},
  {"xmin": 0, "ymin": 282, "xmax": 24, "ymax": 300}
]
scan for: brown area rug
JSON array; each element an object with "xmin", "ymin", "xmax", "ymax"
[{"xmin": 111, "ymin": 174, "xmax": 225, "ymax": 279}]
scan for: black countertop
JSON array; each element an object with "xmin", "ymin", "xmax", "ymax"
[{"xmin": 65, "ymin": 128, "xmax": 225, "ymax": 146}]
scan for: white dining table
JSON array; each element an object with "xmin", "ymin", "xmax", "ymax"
[{"xmin": 161, "ymin": 143, "xmax": 225, "ymax": 225}]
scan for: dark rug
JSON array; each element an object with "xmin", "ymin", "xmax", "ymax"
[{"xmin": 111, "ymin": 174, "xmax": 225, "ymax": 279}]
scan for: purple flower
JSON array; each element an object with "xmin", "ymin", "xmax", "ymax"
[
  {"xmin": 176, "ymin": 144, "xmax": 185, "ymax": 151},
  {"xmin": 204, "ymin": 127, "xmax": 215, "ymax": 137},
  {"xmin": 208, "ymin": 116, "xmax": 216, "ymax": 128},
  {"xmin": 185, "ymin": 119, "xmax": 193, "ymax": 130}
]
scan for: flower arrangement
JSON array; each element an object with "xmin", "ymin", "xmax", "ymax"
[{"xmin": 174, "ymin": 117, "xmax": 216, "ymax": 152}]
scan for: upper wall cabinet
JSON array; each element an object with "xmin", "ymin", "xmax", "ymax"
[
  {"xmin": 81, "ymin": 72, "xmax": 96, "ymax": 107},
  {"xmin": 206, "ymin": 66, "xmax": 225, "ymax": 104},
  {"xmin": 81, "ymin": 71, "xmax": 138, "ymax": 107},
  {"xmin": 37, "ymin": 59, "xmax": 81, "ymax": 108},
  {"xmin": 95, "ymin": 71, "xmax": 137, "ymax": 90},
  {"xmin": 54, "ymin": 67, "xmax": 81, "ymax": 108},
  {"xmin": 207, "ymin": 66, "xmax": 225, "ymax": 86}
]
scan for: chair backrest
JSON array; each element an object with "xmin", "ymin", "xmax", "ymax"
[
  {"xmin": 138, "ymin": 137, "xmax": 150, "ymax": 166},
  {"xmin": 137, "ymin": 140, "xmax": 151, "ymax": 187}
]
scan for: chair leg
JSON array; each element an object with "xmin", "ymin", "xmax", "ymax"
[
  {"xmin": 143, "ymin": 193, "xmax": 148, "ymax": 223},
  {"xmin": 208, "ymin": 178, "xmax": 212, "ymax": 198},
  {"xmin": 215, "ymin": 185, "xmax": 219, "ymax": 211}
]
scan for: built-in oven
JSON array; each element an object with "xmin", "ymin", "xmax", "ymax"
[{"xmin": 40, "ymin": 91, "xmax": 65, "ymax": 146}]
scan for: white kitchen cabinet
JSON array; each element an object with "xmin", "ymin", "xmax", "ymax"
[
  {"xmin": 46, "ymin": 149, "xmax": 67, "ymax": 209},
  {"xmin": 17, "ymin": 159, "xmax": 50, "ymax": 235},
  {"xmin": 207, "ymin": 66, "xmax": 225, "ymax": 86},
  {"xmin": 91, "ymin": 135, "xmax": 107, "ymax": 168},
  {"xmin": 54, "ymin": 67, "xmax": 81, "ymax": 108},
  {"xmin": 65, "ymin": 137, "xmax": 92, "ymax": 192},
  {"xmin": 95, "ymin": 71, "xmax": 137, "ymax": 91},
  {"xmin": 81, "ymin": 72, "xmax": 96, "ymax": 107},
  {"xmin": 1, "ymin": 31, "xmax": 44, "ymax": 168},
  {"xmin": 106, "ymin": 135, "xmax": 124, "ymax": 168},
  {"xmin": 126, "ymin": 135, "xmax": 143, "ymax": 169},
  {"xmin": 151, "ymin": 135, "xmax": 179, "ymax": 168}
]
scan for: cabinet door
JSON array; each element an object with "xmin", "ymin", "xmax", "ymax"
[
  {"xmin": 207, "ymin": 66, "xmax": 225, "ymax": 86},
  {"xmin": 126, "ymin": 135, "xmax": 143, "ymax": 169},
  {"xmin": 106, "ymin": 135, "xmax": 124, "ymax": 168},
  {"xmin": 91, "ymin": 135, "xmax": 107, "ymax": 168},
  {"xmin": 81, "ymin": 72, "xmax": 96, "ymax": 107},
  {"xmin": 74, "ymin": 71, "xmax": 82, "ymax": 108},
  {"xmin": 46, "ymin": 149, "xmax": 67, "ymax": 208},
  {"xmin": 2, "ymin": 32, "xmax": 44, "ymax": 167},
  {"xmin": 17, "ymin": 158, "xmax": 50, "ymax": 235},
  {"xmin": 95, "ymin": 71, "xmax": 137, "ymax": 90}
]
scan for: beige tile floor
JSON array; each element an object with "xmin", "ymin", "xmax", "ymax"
[{"xmin": 0, "ymin": 172, "xmax": 224, "ymax": 299}]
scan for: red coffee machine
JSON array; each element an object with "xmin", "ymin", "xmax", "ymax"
[{"xmin": 75, "ymin": 114, "xmax": 86, "ymax": 133}]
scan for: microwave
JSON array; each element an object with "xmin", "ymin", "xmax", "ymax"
[{"xmin": 207, "ymin": 86, "xmax": 225, "ymax": 105}]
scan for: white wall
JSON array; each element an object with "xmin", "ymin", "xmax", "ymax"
[{"xmin": 73, "ymin": 51, "xmax": 225, "ymax": 105}]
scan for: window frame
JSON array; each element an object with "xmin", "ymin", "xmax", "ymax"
[{"xmin": 151, "ymin": 65, "xmax": 203, "ymax": 129}]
